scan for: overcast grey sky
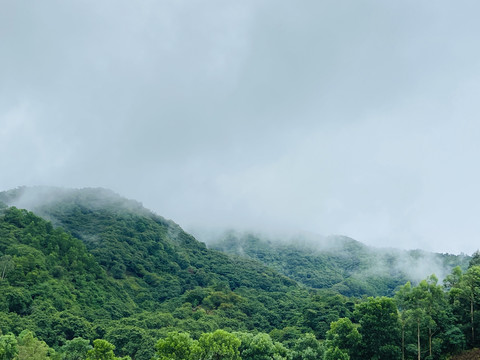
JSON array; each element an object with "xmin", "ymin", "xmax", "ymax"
[{"xmin": 1, "ymin": 1, "xmax": 480, "ymax": 254}]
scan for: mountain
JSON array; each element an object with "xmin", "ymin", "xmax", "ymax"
[
  {"xmin": 0, "ymin": 186, "xmax": 473, "ymax": 359},
  {"xmin": 0, "ymin": 187, "xmax": 331, "ymax": 359},
  {"xmin": 0, "ymin": 186, "xmax": 303, "ymax": 302},
  {"xmin": 206, "ymin": 231, "xmax": 470, "ymax": 297}
]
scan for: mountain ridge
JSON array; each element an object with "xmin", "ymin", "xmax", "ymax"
[
  {"xmin": 204, "ymin": 230, "xmax": 469, "ymax": 297},
  {"xmin": 0, "ymin": 186, "xmax": 476, "ymax": 359},
  {"xmin": 1, "ymin": 186, "xmax": 469, "ymax": 299}
]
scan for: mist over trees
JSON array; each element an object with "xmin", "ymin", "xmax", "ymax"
[{"xmin": 0, "ymin": 187, "xmax": 478, "ymax": 359}]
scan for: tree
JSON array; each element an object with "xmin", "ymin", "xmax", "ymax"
[
  {"xmin": 0, "ymin": 334, "xmax": 18, "ymax": 360},
  {"xmin": 53, "ymin": 312, "xmax": 94, "ymax": 347},
  {"xmin": 414, "ymin": 276, "xmax": 445, "ymax": 359},
  {"xmin": 444, "ymin": 266, "xmax": 463, "ymax": 292},
  {"xmin": 155, "ymin": 332, "xmax": 198, "ymax": 360},
  {"xmin": 461, "ymin": 265, "xmax": 480, "ymax": 346},
  {"xmin": 354, "ymin": 297, "xmax": 401, "ymax": 360},
  {"xmin": 236, "ymin": 332, "xmax": 286, "ymax": 360},
  {"xmin": 85, "ymin": 339, "xmax": 130, "ymax": 360},
  {"xmin": 106, "ymin": 325, "xmax": 154, "ymax": 360},
  {"xmin": 324, "ymin": 318, "xmax": 360, "ymax": 360},
  {"xmin": 396, "ymin": 275, "xmax": 460, "ymax": 360},
  {"xmin": 60, "ymin": 337, "xmax": 92, "ymax": 360},
  {"xmin": 303, "ymin": 293, "xmax": 351, "ymax": 338},
  {"xmin": 405, "ymin": 308, "xmax": 427, "ymax": 360},
  {"xmin": 290, "ymin": 333, "xmax": 323, "ymax": 360},
  {"xmin": 0, "ymin": 256, "xmax": 14, "ymax": 281},
  {"xmin": 396, "ymin": 282, "xmax": 415, "ymax": 360},
  {"xmin": 445, "ymin": 266, "xmax": 478, "ymax": 350},
  {"xmin": 324, "ymin": 346, "xmax": 350, "ymax": 360},
  {"xmin": 396, "ymin": 281, "xmax": 433, "ymax": 360},
  {"xmin": 441, "ymin": 326, "xmax": 465, "ymax": 355},
  {"xmin": 469, "ymin": 251, "xmax": 480, "ymax": 268},
  {"xmin": 196, "ymin": 330, "xmax": 240, "ymax": 360},
  {"xmin": 17, "ymin": 330, "xmax": 56, "ymax": 360}
]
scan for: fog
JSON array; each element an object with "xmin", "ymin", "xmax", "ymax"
[
  {"xmin": 2, "ymin": 1, "xmax": 480, "ymax": 254},
  {"xmin": 204, "ymin": 230, "xmax": 467, "ymax": 290}
]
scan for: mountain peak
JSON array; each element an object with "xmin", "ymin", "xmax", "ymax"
[{"xmin": 0, "ymin": 186, "xmax": 144, "ymax": 213}]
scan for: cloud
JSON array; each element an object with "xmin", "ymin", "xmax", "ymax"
[{"xmin": 1, "ymin": 1, "xmax": 480, "ymax": 253}]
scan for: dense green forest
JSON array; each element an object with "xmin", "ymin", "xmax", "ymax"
[{"xmin": 0, "ymin": 187, "xmax": 479, "ymax": 359}]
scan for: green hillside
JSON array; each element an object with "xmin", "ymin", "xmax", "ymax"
[
  {"xmin": 208, "ymin": 231, "xmax": 470, "ymax": 297},
  {"xmin": 0, "ymin": 187, "xmax": 349, "ymax": 359},
  {"xmin": 0, "ymin": 204, "xmax": 147, "ymax": 357},
  {"xmin": 0, "ymin": 186, "xmax": 478, "ymax": 360}
]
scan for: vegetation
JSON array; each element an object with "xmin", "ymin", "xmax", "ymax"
[
  {"xmin": 209, "ymin": 231, "xmax": 469, "ymax": 297},
  {"xmin": 0, "ymin": 187, "xmax": 479, "ymax": 359}
]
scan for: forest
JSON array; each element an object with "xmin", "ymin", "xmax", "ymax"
[{"xmin": 0, "ymin": 187, "xmax": 479, "ymax": 360}]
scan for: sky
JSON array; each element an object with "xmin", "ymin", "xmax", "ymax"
[{"xmin": 1, "ymin": 1, "xmax": 480, "ymax": 254}]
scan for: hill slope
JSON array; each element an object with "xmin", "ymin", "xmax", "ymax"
[
  {"xmin": 207, "ymin": 231, "xmax": 470, "ymax": 297},
  {"xmin": 0, "ymin": 186, "xmax": 472, "ymax": 359},
  {"xmin": 0, "ymin": 187, "xmax": 297, "ymax": 295},
  {"xmin": 1, "ymin": 187, "xmax": 337, "ymax": 358},
  {"xmin": 0, "ymin": 205, "xmax": 136, "ymax": 346}
]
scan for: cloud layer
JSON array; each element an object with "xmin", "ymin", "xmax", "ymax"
[{"xmin": 2, "ymin": 1, "xmax": 480, "ymax": 253}]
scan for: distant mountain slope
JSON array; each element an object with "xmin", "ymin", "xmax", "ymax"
[{"xmin": 207, "ymin": 231, "xmax": 470, "ymax": 297}]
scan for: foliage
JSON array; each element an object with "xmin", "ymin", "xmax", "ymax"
[
  {"xmin": 235, "ymin": 332, "xmax": 287, "ymax": 360},
  {"xmin": 59, "ymin": 337, "xmax": 92, "ymax": 360},
  {"xmin": 17, "ymin": 330, "xmax": 57, "ymax": 360},
  {"xmin": 324, "ymin": 346, "xmax": 350, "ymax": 360},
  {"xmin": 196, "ymin": 329, "xmax": 241, "ymax": 360},
  {"xmin": 468, "ymin": 251, "xmax": 480, "ymax": 268},
  {"xmin": 155, "ymin": 332, "xmax": 197, "ymax": 360},
  {"xmin": 289, "ymin": 333, "xmax": 323, "ymax": 360},
  {"xmin": 209, "ymin": 232, "xmax": 468, "ymax": 298},
  {"xmin": 0, "ymin": 187, "xmax": 479, "ymax": 360},
  {"xmin": 324, "ymin": 318, "xmax": 361, "ymax": 360},
  {"xmin": 354, "ymin": 297, "xmax": 401, "ymax": 360},
  {"xmin": 0, "ymin": 333, "xmax": 18, "ymax": 360},
  {"xmin": 85, "ymin": 339, "xmax": 130, "ymax": 360}
]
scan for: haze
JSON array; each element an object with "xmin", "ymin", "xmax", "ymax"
[{"xmin": 1, "ymin": 1, "xmax": 480, "ymax": 254}]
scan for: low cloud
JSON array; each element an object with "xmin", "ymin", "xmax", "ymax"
[{"xmin": 2, "ymin": 1, "xmax": 480, "ymax": 254}]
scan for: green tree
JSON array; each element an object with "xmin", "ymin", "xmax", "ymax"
[
  {"xmin": 444, "ymin": 266, "xmax": 463, "ymax": 295},
  {"xmin": 461, "ymin": 265, "xmax": 480, "ymax": 347},
  {"xmin": 0, "ymin": 255, "xmax": 14, "ymax": 281},
  {"xmin": 324, "ymin": 318, "xmax": 361, "ymax": 360},
  {"xmin": 290, "ymin": 333, "xmax": 323, "ymax": 360},
  {"xmin": 17, "ymin": 330, "xmax": 56, "ymax": 360},
  {"xmin": 60, "ymin": 337, "xmax": 92, "ymax": 360},
  {"xmin": 196, "ymin": 330, "xmax": 240, "ymax": 360},
  {"xmin": 469, "ymin": 250, "xmax": 480, "ymax": 268},
  {"xmin": 303, "ymin": 293, "xmax": 351, "ymax": 338},
  {"xmin": 396, "ymin": 281, "xmax": 430, "ymax": 360},
  {"xmin": 354, "ymin": 297, "xmax": 401, "ymax": 360},
  {"xmin": 155, "ymin": 332, "xmax": 198, "ymax": 360},
  {"xmin": 396, "ymin": 275, "xmax": 458, "ymax": 360},
  {"xmin": 411, "ymin": 276, "xmax": 445, "ymax": 359},
  {"xmin": 106, "ymin": 325, "xmax": 154, "ymax": 360},
  {"xmin": 441, "ymin": 326, "xmax": 465, "ymax": 356},
  {"xmin": 85, "ymin": 339, "xmax": 130, "ymax": 360},
  {"xmin": 0, "ymin": 334, "xmax": 18, "ymax": 360},
  {"xmin": 324, "ymin": 346, "xmax": 349, "ymax": 360},
  {"xmin": 236, "ymin": 332, "xmax": 286, "ymax": 360},
  {"xmin": 406, "ymin": 308, "xmax": 427, "ymax": 360}
]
